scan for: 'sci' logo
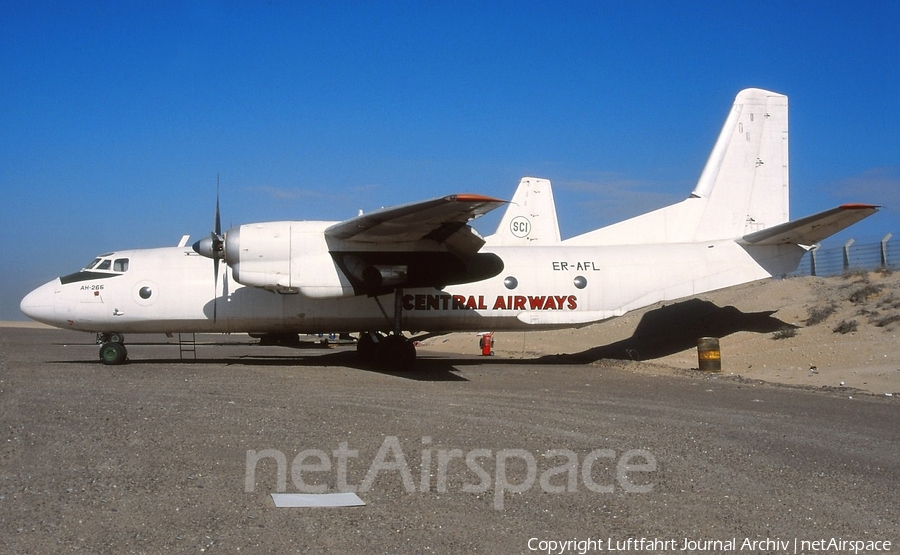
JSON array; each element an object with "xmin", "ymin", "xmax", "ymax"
[{"xmin": 510, "ymin": 216, "xmax": 531, "ymax": 238}]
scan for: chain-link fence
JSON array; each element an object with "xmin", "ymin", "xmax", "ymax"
[{"xmin": 790, "ymin": 235, "xmax": 897, "ymax": 276}]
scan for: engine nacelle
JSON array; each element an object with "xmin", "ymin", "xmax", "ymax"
[
  {"xmin": 202, "ymin": 220, "xmax": 503, "ymax": 298},
  {"xmin": 223, "ymin": 221, "xmax": 356, "ymax": 298},
  {"xmin": 342, "ymin": 255, "xmax": 408, "ymax": 290}
]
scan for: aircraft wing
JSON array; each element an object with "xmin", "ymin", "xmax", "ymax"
[
  {"xmin": 326, "ymin": 194, "xmax": 507, "ymax": 254},
  {"xmin": 741, "ymin": 204, "xmax": 879, "ymax": 246}
]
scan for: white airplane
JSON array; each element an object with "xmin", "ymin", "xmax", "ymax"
[{"xmin": 21, "ymin": 88, "xmax": 878, "ymax": 369}]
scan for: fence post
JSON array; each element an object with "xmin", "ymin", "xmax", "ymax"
[
  {"xmin": 809, "ymin": 244, "xmax": 819, "ymax": 276},
  {"xmin": 882, "ymin": 233, "xmax": 893, "ymax": 268},
  {"xmin": 843, "ymin": 239, "xmax": 855, "ymax": 272}
]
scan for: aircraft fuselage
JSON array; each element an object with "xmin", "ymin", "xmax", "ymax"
[{"xmin": 20, "ymin": 239, "xmax": 801, "ymax": 336}]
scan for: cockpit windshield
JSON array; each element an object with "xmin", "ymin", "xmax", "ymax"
[
  {"xmin": 61, "ymin": 254, "xmax": 131, "ymax": 285},
  {"xmin": 81, "ymin": 255, "xmax": 129, "ymax": 274}
]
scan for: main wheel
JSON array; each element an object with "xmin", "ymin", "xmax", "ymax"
[
  {"xmin": 99, "ymin": 342, "xmax": 127, "ymax": 365},
  {"xmin": 356, "ymin": 332, "xmax": 379, "ymax": 362},
  {"xmin": 377, "ymin": 335, "xmax": 416, "ymax": 371}
]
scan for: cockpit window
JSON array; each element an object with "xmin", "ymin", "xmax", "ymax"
[
  {"xmin": 77, "ymin": 256, "xmax": 129, "ymax": 274},
  {"xmin": 62, "ymin": 255, "xmax": 130, "ymax": 285}
]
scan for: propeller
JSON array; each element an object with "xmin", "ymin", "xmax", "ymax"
[{"xmin": 192, "ymin": 181, "xmax": 226, "ymax": 321}]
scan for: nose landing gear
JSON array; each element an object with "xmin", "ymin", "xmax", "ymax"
[{"xmin": 97, "ymin": 332, "xmax": 128, "ymax": 365}]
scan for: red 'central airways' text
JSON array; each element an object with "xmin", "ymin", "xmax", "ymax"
[{"xmin": 403, "ymin": 294, "xmax": 577, "ymax": 311}]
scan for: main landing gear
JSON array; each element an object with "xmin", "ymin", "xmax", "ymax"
[
  {"xmin": 357, "ymin": 288, "xmax": 417, "ymax": 371},
  {"xmin": 356, "ymin": 332, "xmax": 416, "ymax": 371},
  {"xmin": 97, "ymin": 332, "xmax": 128, "ymax": 365}
]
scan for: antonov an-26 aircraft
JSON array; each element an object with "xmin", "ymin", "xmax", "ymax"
[{"xmin": 21, "ymin": 89, "xmax": 877, "ymax": 369}]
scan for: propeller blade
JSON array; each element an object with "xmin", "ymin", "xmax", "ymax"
[
  {"xmin": 192, "ymin": 179, "xmax": 226, "ymax": 322},
  {"xmin": 194, "ymin": 180, "xmax": 225, "ymax": 260},
  {"xmin": 214, "ymin": 194, "xmax": 221, "ymax": 237},
  {"xmin": 213, "ymin": 256, "xmax": 219, "ymax": 322},
  {"xmin": 213, "ymin": 181, "xmax": 221, "ymax": 322}
]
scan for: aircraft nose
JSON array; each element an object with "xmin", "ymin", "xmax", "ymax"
[{"xmin": 20, "ymin": 280, "xmax": 60, "ymax": 325}]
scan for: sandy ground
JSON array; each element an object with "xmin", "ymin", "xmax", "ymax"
[
  {"xmin": 417, "ymin": 271, "xmax": 900, "ymax": 396},
  {"xmin": 0, "ymin": 321, "xmax": 53, "ymax": 329}
]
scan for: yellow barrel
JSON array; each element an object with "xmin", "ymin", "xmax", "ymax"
[{"xmin": 697, "ymin": 337, "xmax": 721, "ymax": 372}]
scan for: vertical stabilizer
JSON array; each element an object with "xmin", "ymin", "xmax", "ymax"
[
  {"xmin": 486, "ymin": 177, "xmax": 561, "ymax": 245},
  {"xmin": 563, "ymin": 88, "xmax": 790, "ymax": 246},
  {"xmin": 692, "ymin": 88, "xmax": 789, "ymax": 240}
]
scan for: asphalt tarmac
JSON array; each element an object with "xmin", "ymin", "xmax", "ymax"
[{"xmin": 1, "ymin": 328, "xmax": 898, "ymax": 554}]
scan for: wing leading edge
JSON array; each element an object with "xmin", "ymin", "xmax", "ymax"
[{"xmin": 326, "ymin": 194, "xmax": 506, "ymax": 253}]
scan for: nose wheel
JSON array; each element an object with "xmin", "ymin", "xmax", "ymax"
[
  {"xmin": 97, "ymin": 332, "xmax": 128, "ymax": 365},
  {"xmin": 99, "ymin": 341, "xmax": 128, "ymax": 365}
]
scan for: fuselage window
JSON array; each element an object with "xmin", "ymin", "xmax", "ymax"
[
  {"xmin": 97, "ymin": 260, "xmax": 112, "ymax": 271},
  {"xmin": 114, "ymin": 258, "xmax": 129, "ymax": 272}
]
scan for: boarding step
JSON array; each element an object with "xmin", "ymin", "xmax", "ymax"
[{"xmin": 178, "ymin": 333, "xmax": 197, "ymax": 360}]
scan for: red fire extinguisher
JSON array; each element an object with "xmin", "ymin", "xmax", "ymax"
[{"xmin": 479, "ymin": 332, "xmax": 494, "ymax": 356}]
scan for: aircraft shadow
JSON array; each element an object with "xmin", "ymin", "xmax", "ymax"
[
  {"xmin": 53, "ymin": 349, "xmax": 472, "ymax": 382},
  {"xmin": 223, "ymin": 351, "xmax": 473, "ymax": 382},
  {"xmin": 542, "ymin": 298, "xmax": 794, "ymax": 364}
]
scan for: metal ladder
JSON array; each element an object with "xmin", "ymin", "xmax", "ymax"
[{"xmin": 178, "ymin": 333, "xmax": 197, "ymax": 360}]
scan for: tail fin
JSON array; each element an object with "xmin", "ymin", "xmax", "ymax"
[
  {"xmin": 485, "ymin": 177, "xmax": 561, "ymax": 245},
  {"xmin": 564, "ymin": 88, "xmax": 790, "ymax": 246},
  {"xmin": 692, "ymin": 88, "xmax": 789, "ymax": 239}
]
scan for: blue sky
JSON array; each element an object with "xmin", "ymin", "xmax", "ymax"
[{"xmin": 2, "ymin": 1, "xmax": 898, "ymax": 320}]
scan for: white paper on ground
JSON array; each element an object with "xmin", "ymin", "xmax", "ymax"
[{"xmin": 271, "ymin": 493, "xmax": 365, "ymax": 508}]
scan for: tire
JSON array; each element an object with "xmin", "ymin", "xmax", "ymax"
[
  {"xmin": 377, "ymin": 335, "xmax": 416, "ymax": 371},
  {"xmin": 99, "ymin": 342, "xmax": 127, "ymax": 365},
  {"xmin": 356, "ymin": 332, "xmax": 379, "ymax": 362}
]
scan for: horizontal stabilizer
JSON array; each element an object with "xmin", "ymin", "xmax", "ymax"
[{"xmin": 740, "ymin": 204, "xmax": 879, "ymax": 246}]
